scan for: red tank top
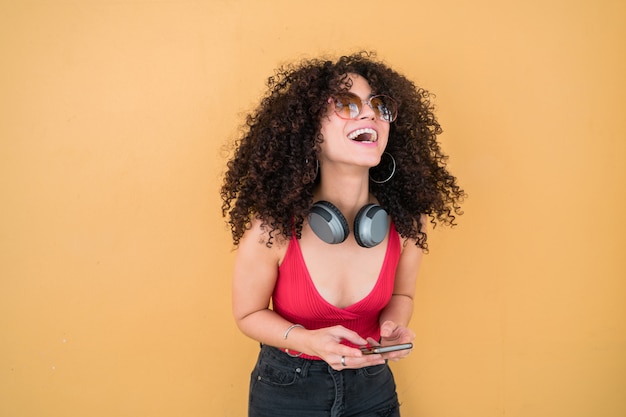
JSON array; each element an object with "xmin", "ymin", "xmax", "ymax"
[{"xmin": 272, "ymin": 223, "xmax": 401, "ymax": 360}]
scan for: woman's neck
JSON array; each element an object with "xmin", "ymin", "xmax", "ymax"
[{"xmin": 314, "ymin": 167, "xmax": 374, "ymax": 218}]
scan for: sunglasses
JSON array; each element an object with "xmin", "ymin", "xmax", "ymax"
[{"xmin": 330, "ymin": 92, "xmax": 398, "ymax": 122}]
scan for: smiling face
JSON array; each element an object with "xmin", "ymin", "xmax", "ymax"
[{"xmin": 319, "ymin": 73, "xmax": 390, "ymax": 170}]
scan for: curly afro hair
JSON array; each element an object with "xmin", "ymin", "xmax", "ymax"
[{"xmin": 221, "ymin": 51, "xmax": 464, "ymax": 250}]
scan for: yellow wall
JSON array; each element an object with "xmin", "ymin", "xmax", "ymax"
[{"xmin": 1, "ymin": 1, "xmax": 624, "ymax": 416}]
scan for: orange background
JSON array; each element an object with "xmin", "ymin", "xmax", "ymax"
[{"xmin": 1, "ymin": 1, "xmax": 624, "ymax": 416}]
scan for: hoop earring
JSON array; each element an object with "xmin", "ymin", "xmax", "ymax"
[
  {"xmin": 305, "ymin": 159, "xmax": 320, "ymax": 181},
  {"xmin": 369, "ymin": 152, "xmax": 396, "ymax": 184}
]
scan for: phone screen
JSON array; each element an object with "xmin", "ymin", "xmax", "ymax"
[{"xmin": 360, "ymin": 343, "xmax": 413, "ymax": 355}]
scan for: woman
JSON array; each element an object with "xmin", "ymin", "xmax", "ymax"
[{"xmin": 221, "ymin": 52, "xmax": 464, "ymax": 417}]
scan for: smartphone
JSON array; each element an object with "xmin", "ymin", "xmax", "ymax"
[{"xmin": 360, "ymin": 343, "xmax": 413, "ymax": 355}]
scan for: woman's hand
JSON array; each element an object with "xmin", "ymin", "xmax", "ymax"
[
  {"xmin": 304, "ymin": 325, "xmax": 386, "ymax": 371},
  {"xmin": 367, "ymin": 320, "xmax": 415, "ymax": 361}
]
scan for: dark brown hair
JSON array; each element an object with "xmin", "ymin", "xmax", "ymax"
[{"xmin": 221, "ymin": 52, "xmax": 464, "ymax": 250}]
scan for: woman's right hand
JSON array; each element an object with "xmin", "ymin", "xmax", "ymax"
[{"xmin": 303, "ymin": 325, "xmax": 386, "ymax": 370}]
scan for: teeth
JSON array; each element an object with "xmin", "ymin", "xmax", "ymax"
[{"xmin": 347, "ymin": 128, "xmax": 378, "ymax": 142}]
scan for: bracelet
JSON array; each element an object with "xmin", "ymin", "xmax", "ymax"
[
  {"xmin": 283, "ymin": 324, "xmax": 305, "ymax": 357},
  {"xmin": 283, "ymin": 324, "xmax": 305, "ymax": 340}
]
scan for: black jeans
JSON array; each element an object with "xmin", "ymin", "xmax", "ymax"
[{"xmin": 249, "ymin": 345, "xmax": 400, "ymax": 417}]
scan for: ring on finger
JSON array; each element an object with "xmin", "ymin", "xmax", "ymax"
[{"xmin": 341, "ymin": 356, "xmax": 346, "ymax": 367}]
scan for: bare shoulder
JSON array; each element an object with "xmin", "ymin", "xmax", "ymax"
[
  {"xmin": 398, "ymin": 214, "xmax": 428, "ymax": 255},
  {"xmin": 235, "ymin": 217, "xmax": 290, "ymax": 267}
]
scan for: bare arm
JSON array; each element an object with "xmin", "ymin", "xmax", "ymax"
[
  {"xmin": 231, "ymin": 218, "xmax": 291, "ymax": 345},
  {"xmin": 375, "ymin": 238, "xmax": 423, "ymax": 360}
]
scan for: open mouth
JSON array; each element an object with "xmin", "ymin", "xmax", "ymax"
[{"xmin": 347, "ymin": 128, "xmax": 378, "ymax": 143}]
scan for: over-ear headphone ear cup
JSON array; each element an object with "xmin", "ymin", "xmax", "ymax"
[
  {"xmin": 308, "ymin": 201, "xmax": 350, "ymax": 244},
  {"xmin": 354, "ymin": 204, "xmax": 389, "ymax": 248}
]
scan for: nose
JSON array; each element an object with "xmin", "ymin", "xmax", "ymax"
[{"xmin": 359, "ymin": 99, "xmax": 377, "ymax": 120}]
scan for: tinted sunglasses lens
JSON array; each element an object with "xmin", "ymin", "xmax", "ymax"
[
  {"xmin": 370, "ymin": 96, "xmax": 397, "ymax": 122},
  {"xmin": 334, "ymin": 95, "xmax": 362, "ymax": 119}
]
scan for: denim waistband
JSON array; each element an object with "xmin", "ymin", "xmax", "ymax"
[{"xmin": 259, "ymin": 344, "xmax": 331, "ymax": 376}]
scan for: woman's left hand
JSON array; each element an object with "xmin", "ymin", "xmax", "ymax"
[{"xmin": 368, "ymin": 320, "xmax": 416, "ymax": 361}]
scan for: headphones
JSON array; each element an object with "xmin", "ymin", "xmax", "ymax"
[{"xmin": 308, "ymin": 201, "xmax": 389, "ymax": 248}]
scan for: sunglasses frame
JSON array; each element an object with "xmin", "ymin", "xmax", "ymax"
[{"xmin": 330, "ymin": 92, "xmax": 398, "ymax": 123}]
